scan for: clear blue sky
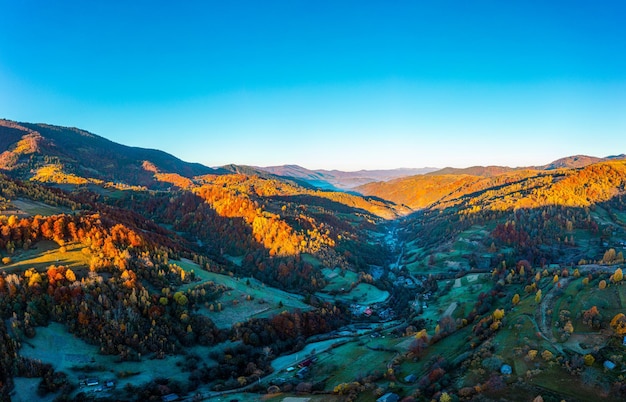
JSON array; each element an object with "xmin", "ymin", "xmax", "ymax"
[{"xmin": 1, "ymin": 1, "xmax": 625, "ymax": 170}]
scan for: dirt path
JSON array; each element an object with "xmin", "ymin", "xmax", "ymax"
[
  {"xmin": 534, "ymin": 277, "xmax": 574, "ymax": 355},
  {"xmin": 443, "ymin": 302, "xmax": 458, "ymax": 317}
]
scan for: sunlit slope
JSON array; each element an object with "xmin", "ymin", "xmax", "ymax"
[
  {"xmin": 399, "ymin": 160, "xmax": 626, "ymax": 272},
  {"xmin": 357, "ymin": 161, "xmax": 626, "ymax": 211}
]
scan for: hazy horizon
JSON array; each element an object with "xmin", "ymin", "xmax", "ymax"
[{"xmin": 2, "ymin": 1, "xmax": 625, "ymax": 170}]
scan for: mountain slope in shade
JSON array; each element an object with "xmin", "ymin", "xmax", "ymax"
[
  {"xmin": 257, "ymin": 164, "xmax": 437, "ymax": 190},
  {"xmin": 0, "ymin": 119, "xmax": 219, "ymax": 188}
]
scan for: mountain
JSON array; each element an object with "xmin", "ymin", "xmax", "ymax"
[
  {"xmin": 539, "ymin": 153, "xmax": 626, "ymax": 170},
  {"xmin": 357, "ymin": 155, "xmax": 626, "ymax": 209},
  {"xmin": 0, "ymin": 119, "xmax": 220, "ymax": 189},
  {"xmin": 257, "ymin": 164, "xmax": 437, "ymax": 190},
  {"xmin": 426, "ymin": 165, "xmax": 517, "ymax": 177},
  {"xmin": 422, "ymin": 154, "xmax": 626, "ymax": 179},
  {"xmin": 539, "ymin": 154, "xmax": 603, "ymax": 170}
]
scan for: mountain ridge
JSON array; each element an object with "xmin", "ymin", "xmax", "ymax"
[
  {"xmin": 0, "ymin": 119, "xmax": 221, "ymax": 188},
  {"xmin": 257, "ymin": 164, "xmax": 438, "ymax": 190}
]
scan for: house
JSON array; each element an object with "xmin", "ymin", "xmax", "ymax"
[
  {"xmin": 364, "ymin": 307, "xmax": 373, "ymax": 316},
  {"xmin": 377, "ymin": 393, "xmax": 400, "ymax": 402},
  {"xmin": 622, "ymin": 336, "xmax": 626, "ymax": 346},
  {"xmin": 500, "ymin": 364, "xmax": 512, "ymax": 375},
  {"xmin": 604, "ymin": 360, "xmax": 616, "ymax": 370},
  {"xmin": 298, "ymin": 358, "xmax": 314, "ymax": 368},
  {"xmin": 86, "ymin": 378, "xmax": 99, "ymax": 386},
  {"xmin": 404, "ymin": 373, "xmax": 417, "ymax": 383},
  {"xmin": 162, "ymin": 394, "xmax": 180, "ymax": 402},
  {"xmin": 296, "ymin": 366, "xmax": 310, "ymax": 379}
]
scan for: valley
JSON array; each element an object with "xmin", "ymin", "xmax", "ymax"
[{"xmin": 1, "ymin": 120, "xmax": 626, "ymax": 401}]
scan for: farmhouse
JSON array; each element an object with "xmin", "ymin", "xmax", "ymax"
[
  {"xmin": 377, "ymin": 392, "xmax": 400, "ymax": 402},
  {"xmin": 500, "ymin": 364, "xmax": 512, "ymax": 375},
  {"xmin": 296, "ymin": 366, "xmax": 310, "ymax": 379},
  {"xmin": 404, "ymin": 373, "xmax": 417, "ymax": 383},
  {"xmin": 604, "ymin": 360, "xmax": 616, "ymax": 370}
]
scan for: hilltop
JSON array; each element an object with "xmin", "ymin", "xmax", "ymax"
[{"xmin": 0, "ymin": 119, "xmax": 219, "ymax": 189}]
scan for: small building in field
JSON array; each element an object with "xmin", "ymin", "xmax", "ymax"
[
  {"xmin": 604, "ymin": 360, "xmax": 616, "ymax": 370},
  {"xmin": 162, "ymin": 394, "xmax": 180, "ymax": 402},
  {"xmin": 296, "ymin": 366, "xmax": 310, "ymax": 379},
  {"xmin": 404, "ymin": 374, "xmax": 417, "ymax": 383},
  {"xmin": 377, "ymin": 392, "xmax": 400, "ymax": 402},
  {"xmin": 500, "ymin": 364, "xmax": 512, "ymax": 375}
]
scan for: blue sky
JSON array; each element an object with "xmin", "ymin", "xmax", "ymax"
[{"xmin": 1, "ymin": 1, "xmax": 625, "ymax": 170}]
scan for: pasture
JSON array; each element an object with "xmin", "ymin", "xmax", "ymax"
[
  {"xmin": 2, "ymin": 241, "xmax": 91, "ymax": 273},
  {"xmin": 174, "ymin": 259, "xmax": 312, "ymax": 329}
]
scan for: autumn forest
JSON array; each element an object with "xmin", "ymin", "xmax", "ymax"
[{"xmin": 2, "ymin": 119, "xmax": 626, "ymax": 401}]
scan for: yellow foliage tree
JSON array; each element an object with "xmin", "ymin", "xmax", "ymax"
[
  {"xmin": 535, "ymin": 289, "xmax": 542, "ymax": 303},
  {"xmin": 584, "ymin": 354, "xmax": 595, "ymax": 366},
  {"xmin": 65, "ymin": 268, "xmax": 76, "ymax": 282},
  {"xmin": 512, "ymin": 293, "xmax": 520, "ymax": 305},
  {"xmin": 599, "ymin": 280, "xmax": 607, "ymax": 290},
  {"xmin": 613, "ymin": 268, "xmax": 623, "ymax": 283},
  {"xmin": 564, "ymin": 321, "xmax": 574, "ymax": 333},
  {"xmin": 415, "ymin": 329, "xmax": 428, "ymax": 340},
  {"xmin": 28, "ymin": 271, "xmax": 42, "ymax": 287},
  {"xmin": 541, "ymin": 350, "xmax": 553, "ymax": 361},
  {"xmin": 610, "ymin": 313, "xmax": 626, "ymax": 335},
  {"xmin": 527, "ymin": 349, "xmax": 538, "ymax": 361},
  {"xmin": 493, "ymin": 309, "xmax": 505, "ymax": 321}
]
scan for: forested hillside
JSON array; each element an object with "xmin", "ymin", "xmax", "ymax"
[{"xmin": 2, "ymin": 120, "xmax": 626, "ymax": 401}]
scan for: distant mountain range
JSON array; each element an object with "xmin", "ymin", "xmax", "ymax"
[
  {"xmin": 1, "ymin": 118, "xmax": 624, "ymax": 195},
  {"xmin": 256, "ymin": 165, "xmax": 438, "ymax": 190}
]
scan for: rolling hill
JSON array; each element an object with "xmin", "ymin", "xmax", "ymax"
[
  {"xmin": 357, "ymin": 156, "xmax": 626, "ymax": 210},
  {"xmin": 0, "ymin": 119, "xmax": 220, "ymax": 189}
]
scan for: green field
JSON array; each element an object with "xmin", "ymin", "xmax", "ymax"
[
  {"xmin": 17, "ymin": 322, "xmax": 200, "ymax": 400},
  {"xmin": 403, "ymin": 225, "xmax": 495, "ymax": 275},
  {"xmin": 2, "ymin": 241, "xmax": 91, "ymax": 273},
  {"xmin": 321, "ymin": 267, "xmax": 359, "ymax": 292},
  {"xmin": 2, "ymin": 198, "xmax": 69, "ymax": 217},
  {"xmin": 174, "ymin": 259, "xmax": 312, "ymax": 329}
]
